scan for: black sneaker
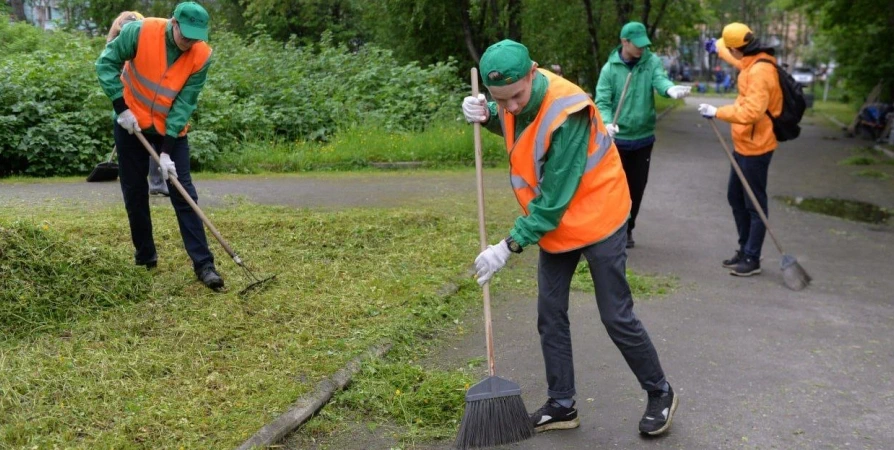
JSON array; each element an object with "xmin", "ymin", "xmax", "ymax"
[
  {"xmin": 730, "ymin": 256, "xmax": 761, "ymax": 277},
  {"xmin": 136, "ymin": 259, "xmax": 157, "ymax": 271},
  {"xmin": 530, "ymin": 398, "xmax": 580, "ymax": 432},
  {"xmin": 639, "ymin": 384, "xmax": 678, "ymax": 436},
  {"xmin": 721, "ymin": 250, "xmax": 744, "ymax": 269},
  {"xmin": 196, "ymin": 265, "xmax": 225, "ymax": 290},
  {"xmin": 626, "ymin": 231, "xmax": 635, "ymax": 249}
]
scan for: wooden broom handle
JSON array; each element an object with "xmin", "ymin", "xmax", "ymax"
[{"xmin": 471, "ymin": 69, "xmax": 496, "ymax": 377}]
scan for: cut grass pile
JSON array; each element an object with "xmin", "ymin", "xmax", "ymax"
[{"xmin": 0, "ymin": 201, "xmax": 487, "ymax": 448}]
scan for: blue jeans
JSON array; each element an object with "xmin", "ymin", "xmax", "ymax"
[
  {"xmin": 727, "ymin": 151, "xmax": 773, "ymax": 259},
  {"xmin": 114, "ymin": 124, "xmax": 214, "ymax": 271},
  {"xmin": 537, "ymin": 225, "xmax": 667, "ymax": 399}
]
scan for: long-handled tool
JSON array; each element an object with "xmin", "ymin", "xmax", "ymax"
[
  {"xmin": 707, "ymin": 118, "xmax": 811, "ymax": 290},
  {"xmin": 455, "ymin": 69, "xmax": 534, "ymax": 450},
  {"xmin": 86, "ymin": 146, "xmax": 119, "ymax": 182},
  {"xmin": 609, "ymin": 71, "xmax": 633, "ymax": 137},
  {"xmin": 134, "ymin": 131, "xmax": 276, "ymax": 296}
]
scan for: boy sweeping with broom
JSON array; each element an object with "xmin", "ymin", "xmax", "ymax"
[{"xmin": 461, "ymin": 39, "xmax": 679, "ymax": 437}]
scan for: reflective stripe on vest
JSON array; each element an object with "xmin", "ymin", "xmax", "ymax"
[
  {"xmin": 500, "ymin": 69, "xmax": 631, "ymax": 252},
  {"xmin": 120, "ymin": 18, "xmax": 211, "ymax": 137}
]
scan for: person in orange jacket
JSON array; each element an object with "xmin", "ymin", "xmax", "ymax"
[
  {"xmin": 698, "ymin": 23, "xmax": 782, "ymax": 277},
  {"xmin": 462, "ymin": 39, "xmax": 677, "ymax": 437}
]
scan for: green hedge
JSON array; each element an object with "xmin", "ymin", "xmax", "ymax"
[{"xmin": 0, "ymin": 19, "xmax": 463, "ymax": 177}]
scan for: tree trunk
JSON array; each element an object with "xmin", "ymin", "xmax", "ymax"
[
  {"xmin": 615, "ymin": 0, "xmax": 633, "ymax": 26},
  {"xmin": 507, "ymin": 0, "xmax": 521, "ymax": 42},
  {"xmin": 582, "ymin": 0, "xmax": 601, "ymax": 80},
  {"xmin": 646, "ymin": 0, "xmax": 671, "ymax": 39},
  {"xmin": 10, "ymin": 0, "xmax": 27, "ymax": 21},
  {"xmin": 458, "ymin": 0, "xmax": 481, "ymax": 63}
]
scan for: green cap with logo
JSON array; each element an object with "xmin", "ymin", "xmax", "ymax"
[
  {"xmin": 620, "ymin": 21, "xmax": 651, "ymax": 48},
  {"xmin": 173, "ymin": 2, "xmax": 209, "ymax": 41},
  {"xmin": 479, "ymin": 39, "xmax": 533, "ymax": 87}
]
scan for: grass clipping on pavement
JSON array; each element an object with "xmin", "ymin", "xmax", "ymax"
[{"xmin": 0, "ymin": 202, "xmax": 482, "ymax": 448}]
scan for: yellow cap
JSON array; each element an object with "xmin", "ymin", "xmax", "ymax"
[{"xmin": 721, "ymin": 22, "xmax": 754, "ymax": 49}]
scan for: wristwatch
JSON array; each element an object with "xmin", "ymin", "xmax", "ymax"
[{"xmin": 505, "ymin": 235, "xmax": 523, "ymax": 254}]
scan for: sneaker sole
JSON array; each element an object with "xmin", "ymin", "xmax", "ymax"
[
  {"xmin": 722, "ymin": 256, "xmax": 764, "ymax": 269},
  {"xmin": 535, "ymin": 417, "xmax": 580, "ymax": 433},
  {"xmin": 729, "ymin": 267, "xmax": 762, "ymax": 277},
  {"xmin": 644, "ymin": 393, "xmax": 679, "ymax": 436}
]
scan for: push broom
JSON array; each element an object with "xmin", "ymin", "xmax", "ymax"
[
  {"xmin": 707, "ymin": 118, "xmax": 811, "ymax": 290},
  {"xmin": 454, "ymin": 69, "xmax": 534, "ymax": 449}
]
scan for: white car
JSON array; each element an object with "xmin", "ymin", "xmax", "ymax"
[{"xmin": 791, "ymin": 67, "xmax": 815, "ymax": 85}]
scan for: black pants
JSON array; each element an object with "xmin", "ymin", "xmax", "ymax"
[
  {"xmin": 728, "ymin": 151, "xmax": 773, "ymax": 259},
  {"xmin": 537, "ymin": 225, "xmax": 667, "ymax": 399},
  {"xmin": 114, "ymin": 124, "xmax": 214, "ymax": 271},
  {"xmin": 618, "ymin": 144, "xmax": 653, "ymax": 233}
]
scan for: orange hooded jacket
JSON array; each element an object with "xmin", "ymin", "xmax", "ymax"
[{"xmin": 716, "ymin": 42, "xmax": 783, "ymax": 156}]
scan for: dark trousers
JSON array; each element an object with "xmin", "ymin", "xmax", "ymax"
[
  {"xmin": 618, "ymin": 144, "xmax": 653, "ymax": 233},
  {"xmin": 114, "ymin": 123, "xmax": 214, "ymax": 271},
  {"xmin": 537, "ymin": 225, "xmax": 667, "ymax": 399},
  {"xmin": 727, "ymin": 151, "xmax": 773, "ymax": 259}
]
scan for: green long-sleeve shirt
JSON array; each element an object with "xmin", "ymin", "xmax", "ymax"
[
  {"xmin": 95, "ymin": 20, "xmax": 211, "ymax": 141},
  {"xmin": 483, "ymin": 72, "xmax": 592, "ymax": 249},
  {"xmin": 595, "ymin": 47, "xmax": 674, "ymax": 141}
]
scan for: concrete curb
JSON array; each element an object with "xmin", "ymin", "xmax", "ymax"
[
  {"xmin": 822, "ymin": 113, "xmax": 847, "ymax": 129},
  {"xmin": 874, "ymin": 144, "xmax": 894, "ymax": 159},
  {"xmin": 235, "ymin": 343, "xmax": 392, "ymax": 450},
  {"xmin": 656, "ymin": 103, "xmax": 678, "ymax": 122}
]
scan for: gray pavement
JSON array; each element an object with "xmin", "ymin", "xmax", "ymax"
[
  {"xmin": 429, "ymin": 98, "xmax": 894, "ymax": 450},
  {"xmin": 2, "ymin": 98, "xmax": 892, "ymax": 449}
]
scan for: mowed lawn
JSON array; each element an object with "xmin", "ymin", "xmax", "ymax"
[{"xmin": 0, "ymin": 191, "xmax": 514, "ymax": 447}]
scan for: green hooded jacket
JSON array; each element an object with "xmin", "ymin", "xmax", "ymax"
[{"xmin": 595, "ymin": 46, "xmax": 674, "ymax": 141}]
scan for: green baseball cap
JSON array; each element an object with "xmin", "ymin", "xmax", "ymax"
[
  {"xmin": 173, "ymin": 2, "xmax": 209, "ymax": 41},
  {"xmin": 479, "ymin": 39, "xmax": 533, "ymax": 87},
  {"xmin": 620, "ymin": 21, "xmax": 651, "ymax": 48}
]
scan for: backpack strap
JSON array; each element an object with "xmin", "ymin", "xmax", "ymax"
[{"xmin": 755, "ymin": 59, "xmax": 777, "ymax": 120}]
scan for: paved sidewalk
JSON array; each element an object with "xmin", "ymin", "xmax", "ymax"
[{"xmin": 422, "ymin": 98, "xmax": 894, "ymax": 450}]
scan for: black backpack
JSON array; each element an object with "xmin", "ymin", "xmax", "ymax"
[{"xmin": 756, "ymin": 59, "xmax": 806, "ymax": 141}]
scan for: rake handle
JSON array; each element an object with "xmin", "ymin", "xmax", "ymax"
[
  {"xmin": 134, "ymin": 131, "xmax": 242, "ymax": 265},
  {"xmin": 707, "ymin": 118, "xmax": 786, "ymax": 256},
  {"xmin": 471, "ymin": 68, "xmax": 496, "ymax": 378},
  {"xmin": 611, "ymin": 72, "xmax": 633, "ymax": 130}
]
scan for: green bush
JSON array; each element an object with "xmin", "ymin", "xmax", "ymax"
[{"xmin": 0, "ymin": 19, "xmax": 463, "ymax": 177}]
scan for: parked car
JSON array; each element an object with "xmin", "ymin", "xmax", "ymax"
[{"xmin": 791, "ymin": 67, "xmax": 815, "ymax": 85}]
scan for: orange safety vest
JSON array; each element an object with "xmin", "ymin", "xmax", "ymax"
[
  {"xmin": 121, "ymin": 18, "xmax": 211, "ymax": 137},
  {"xmin": 498, "ymin": 69, "xmax": 631, "ymax": 253}
]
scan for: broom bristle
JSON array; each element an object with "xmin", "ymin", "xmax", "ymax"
[
  {"xmin": 455, "ymin": 395, "xmax": 534, "ymax": 449},
  {"xmin": 781, "ymin": 254, "xmax": 811, "ymax": 291}
]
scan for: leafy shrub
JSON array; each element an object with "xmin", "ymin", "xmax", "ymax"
[{"xmin": 0, "ymin": 19, "xmax": 464, "ymax": 177}]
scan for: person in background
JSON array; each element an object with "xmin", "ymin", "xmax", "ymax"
[
  {"xmin": 106, "ymin": 11, "xmax": 169, "ymax": 198},
  {"xmin": 96, "ymin": 2, "xmax": 223, "ymax": 290},
  {"xmin": 462, "ymin": 39, "xmax": 678, "ymax": 437},
  {"xmin": 595, "ymin": 21, "xmax": 691, "ymax": 248},
  {"xmin": 699, "ymin": 22, "xmax": 783, "ymax": 277}
]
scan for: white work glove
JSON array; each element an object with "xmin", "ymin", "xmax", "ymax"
[
  {"xmin": 462, "ymin": 94, "xmax": 489, "ymax": 123},
  {"xmin": 698, "ymin": 103, "xmax": 718, "ymax": 118},
  {"xmin": 606, "ymin": 123, "xmax": 619, "ymax": 139},
  {"xmin": 666, "ymin": 85, "xmax": 691, "ymax": 99},
  {"xmin": 116, "ymin": 109, "xmax": 141, "ymax": 135},
  {"xmin": 474, "ymin": 240, "xmax": 512, "ymax": 286},
  {"xmin": 158, "ymin": 153, "xmax": 178, "ymax": 181}
]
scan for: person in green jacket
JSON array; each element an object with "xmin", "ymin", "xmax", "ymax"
[
  {"xmin": 95, "ymin": 2, "xmax": 223, "ymax": 290},
  {"xmin": 596, "ymin": 22, "xmax": 690, "ymax": 248}
]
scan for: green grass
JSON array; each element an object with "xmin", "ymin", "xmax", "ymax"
[
  {"xmin": 204, "ymin": 122, "xmax": 507, "ymax": 174},
  {"xmin": 654, "ymin": 94, "xmax": 685, "ymax": 114},
  {"xmin": 0, "ymin": 199, "xmax": 503, "ymax": 448},
  {"xmin": 852, "ymin": 169, "xmax": 890, "ymax": 180},
  {"xmin": 811, "ymin": 100, "xmax": 858, "ymax": 128}
]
